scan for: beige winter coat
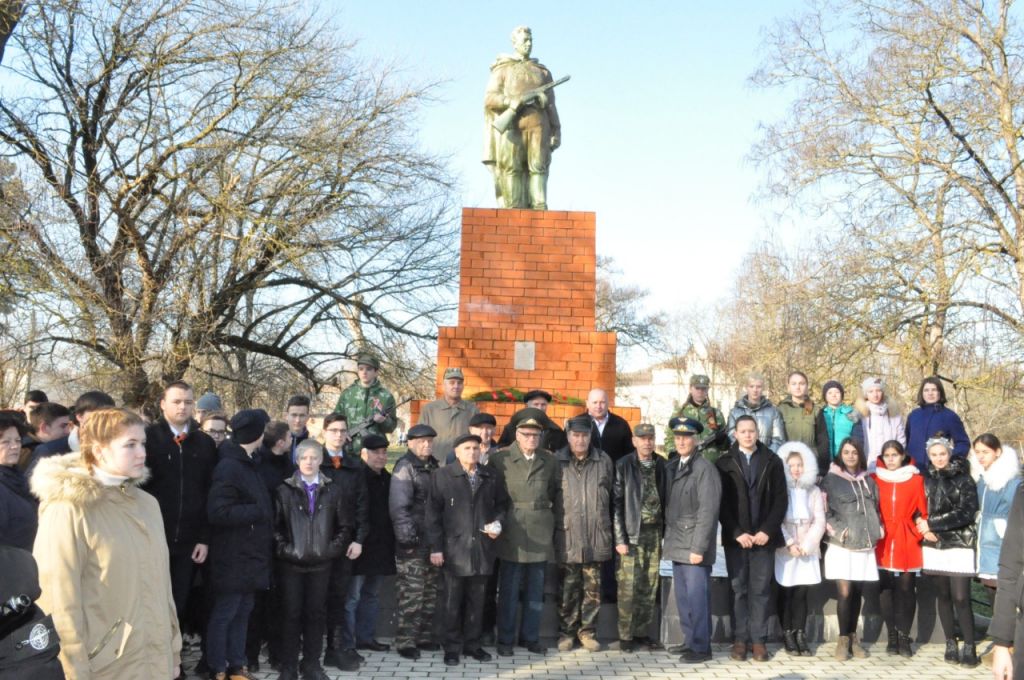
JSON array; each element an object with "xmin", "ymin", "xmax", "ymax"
[{"xmin": 31, "ymin": 452, "xmax": 181, "ymax": 680}]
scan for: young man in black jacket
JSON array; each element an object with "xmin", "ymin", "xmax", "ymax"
[
  {"xmin": 318, "ymin": 413, "xmax": 369, "ymax": 671},
  {"xmin": 427, "ymin": 434, "xmax": 508, "ymax": 666},
  {"xmin": 716, "ymin": 415, "xmax": 788, "ymax": 662},
  {"xmin": 141, "ymin": 380, "xmax": 218, "ymax": 636}
]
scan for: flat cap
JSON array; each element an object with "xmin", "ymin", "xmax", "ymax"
[
  {"xmin": 669, "ymin": 417, "xmax": 704, "ymax": 436},
  {"xmin": 197, "ymin": 392, "xmax": 222, "ymax": 411},
  {"xmin": 361, "ymin": 434, "xmax": 389, "ymax": 450},
  {"xmin": 689, "ymin": 375, "xmax": 711, "ymax": 388},
  {"xmin": 634, "ymin": 423, "xmax": 656, "ymax": 437},
  {"xmin": 566, "ymin": 415, "xmax": 592, "ymax": 433},
  {"xmin": 406, "ymin": 423, "xmax": 437, "ymax": 440},
  {"xmin": 523, "ymin": 389, "xmax": 552, "ymax": 404},
  {"xmin": 453, "ymin": 433, "xmax": 483, "ymax": 448},
  {"xmin": 355, "ymin": 353, "xmax": 380, "ymax": 370},
  {"xmin": 230, "ymin": 408, "xmax": 270, "ymax": 445},
  {"xmin": 469, "ymin": 412, "xmax": 497, "ymax": 427},
  {"xmin": 443, "ymin": 367, "xmax": 464, "ymax": 380}
]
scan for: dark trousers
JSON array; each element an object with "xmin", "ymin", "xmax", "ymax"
[
  {"xmin": 780, "ymin": 584, "xmax": 809, "ymax": 632},
  {"xmin": 723, "ymin": 546, "xmax": 773, "ymax": 643},
  {"xmin": 673, "ymin": 562, "xmax": 712, "ymax": 653},
  {"xmin": 497, "ymin": 560, "xmax": 546, "ymax": 645},
  {"xmin": 441, "ymin": 571, "xmax": 488, "ymax": 653},
  {"xmin": 207, "ymin": 592, "xmax": 255, "ymax": 672},
  {"xmin": 279, "ymin": 563, "xmax": 331, "ymax": 672},
  {"xmin": 169, "ymin": 550, "xmax": 196, "ymax": 630},
  {"xmin": 326, "ymin": 555, "xmax": 354, "ymax": 649}
]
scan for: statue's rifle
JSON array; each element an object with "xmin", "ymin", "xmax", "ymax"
[{"xmin": 492, "ymin": 75, "xmax": 571, "ymax": 134}]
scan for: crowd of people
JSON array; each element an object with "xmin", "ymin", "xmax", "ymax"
[{"xmin": 0, "ymin": 360, "xmax": 1022, "ymax": 680}]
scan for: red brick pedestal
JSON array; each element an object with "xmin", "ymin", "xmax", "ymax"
[{"xmin": 412, "ymin": 208, "xmax": 639, "ymax": 430}]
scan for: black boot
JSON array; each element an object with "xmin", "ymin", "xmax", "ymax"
[
  {"xmin": 897, "ymin": 632, "xmax": 913, "ymax": 658},
  {"xmin": 783, "ymin": 630, "xmax": 798, "ymax": 655},
  {"xmin": 886, "ymin": 628, "xmax": 899, "ymax": 655},
  {"xmin": 944, "ymin": 638, "xmax": 959, "ymax": 664},
  {"xmin": 961, "ymin": 643, "xmax": 979, "ymax": 668},
  {"xmin": 324, "ymin": 626, "xmax": 359, "ymax": 671},
  {"xmin": 794, "ymin": 630, "xmax": 810, "ymax": 656}
]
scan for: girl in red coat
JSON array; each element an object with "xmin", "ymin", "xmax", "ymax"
[{"xmin": 872, "ymin": 440, "xmax": 927, "ymax": 657}]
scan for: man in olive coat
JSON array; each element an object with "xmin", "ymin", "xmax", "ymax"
[
  {"xmin": 554, "ymin": 415, "xmax": 614, "ymax": 652},
  {"xmin": 663, "ymin": 418, "xmax": 721, "ymax": 664},
  {"xmin": 489, "ymin": 418, "xmax": 561, "ymax": 656},
  {"xmin": 427, "ymin": 434, "xmax": 509, "ymax": 666}
]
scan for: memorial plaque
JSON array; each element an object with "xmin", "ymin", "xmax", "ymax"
[{"xmin": 514, "ymin": 341, "xmax": 536, "ymax": 371}]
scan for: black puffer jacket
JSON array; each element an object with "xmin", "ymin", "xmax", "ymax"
[
  {"xmin": 273, "ymin": 474, "xmax": 349, "ymax": 570},
  {"xmin": 923, "ymin": 455, "xmax": 979, "ymax": 550},
  {"xmin": 389, "ymin": 451, "xmax": 438, "ymax": 558},
  {"xmin": 613, "ymin": 451, "xmax": 666, "ymax": 546},
  {"xmin": 0, "ymin": 546, "xmax": 64, "ymax": 680},
  {"xmin": 207, "ymin": 441, "xmax": 274, "ymax": 593}
]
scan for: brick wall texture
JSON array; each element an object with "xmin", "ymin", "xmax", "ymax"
[{"xmin": 415, "ymin": 207, "xmax": 640, "ymax": 429}]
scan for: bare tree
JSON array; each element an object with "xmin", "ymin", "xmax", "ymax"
[
  {"xmin": 0, "ymin": 0, "xmax": 21, "ymax": 64},
  {"xmin": 0, "ymin": 0, "xmax": 457, "ymax": 408},
  {"xmin": 752, "ymin": 0, "xmax": 1024, "ymax": 377},
  {"xmin": 596, "ymin": 255, "xmax": 668, "ymax": 355}
]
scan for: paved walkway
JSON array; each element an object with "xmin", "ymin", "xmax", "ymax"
[{"xmin": 187, "ymin": 642, "xmax": 994, "ymax": 679}]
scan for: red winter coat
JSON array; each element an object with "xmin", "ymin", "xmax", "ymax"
[{"xmin": 873, "ymin": 466, "xmax": 928, "ymax": 571}]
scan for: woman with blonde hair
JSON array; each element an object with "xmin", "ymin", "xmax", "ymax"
[
  {"xmin": 31, "ymin": 407, "xmax": 181, "ymax": 679},
  {"xmin": 850, "ymin": 377, "xmax": 904, "ymax": 471}
]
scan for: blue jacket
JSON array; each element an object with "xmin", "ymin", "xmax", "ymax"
[
  {"xmin": 905, "ymin": 404, "xmax": 969, "ymax": 468},
  {"xmin": 973, "ymin": 447, "xmax": 1021, "ymax": 578}
]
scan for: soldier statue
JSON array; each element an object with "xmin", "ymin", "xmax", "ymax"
[{"xmin": 483, "ymin": 26, "xmax": 564, "ymax": 210}]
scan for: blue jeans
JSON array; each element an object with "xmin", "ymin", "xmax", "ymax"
[
  {"xmin": 497, "ymin": 560, "xmax": 546, "ymax": 645},
  {"xmin": 673, "ymin": 562, "xmax": 712, "ymax": 653},
  {"xmin": 207, "ymin": 592, "xmax": 255, "ymax": 672},
  {"xmin": 343, "ymin": 574, "xmax": 383, "ymax": 648}
]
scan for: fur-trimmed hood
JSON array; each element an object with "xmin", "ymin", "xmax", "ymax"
[
  {"xmin": 854, "ymin": 396, "xmax": 901, "ymax": 419},
  {"xmin": 776, "ymin": 441, "xmax": 818, "ymax": 489},
  {"xmin": 970, "ymin": 445, "xmax": 1021, "ymax": 492},
  {"xmin": 30, "ymin": 451, "xmax": 151, "ymax": 507}
]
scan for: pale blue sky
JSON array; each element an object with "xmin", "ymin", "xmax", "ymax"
[{"xmin": 329, "ymin": 1, "xmax": 808, "ymax": 322}]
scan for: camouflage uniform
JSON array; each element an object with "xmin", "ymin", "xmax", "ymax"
[
  {"xmin": 558, "ymin": 562, "xmax": 602, "ymax": 641},
  {"xmin": 333, "ymin": 378, "xmax": 397, "ymax": 452},
  {"xmin": 616, "ymin": 527, "xmax": 661, "ymax": 641},
  {"xmin": 394, "ymin": 556, "xmax": 440, "ymax": 649},
  {"xmin": 664, "ymin": 398, "xmax": 727, "ymax": 463}
]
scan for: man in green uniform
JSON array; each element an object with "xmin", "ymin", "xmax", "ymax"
[
  {"xmin": 419, "ymin": 367, "xmax": 479, "ymax": 465},
  {"xmin": 333, "ymin": 353, "xmax": 397, "ymax": 453},
  {"xmin": 614, "ymin": 423, "xmax": 666, "ymax": 651},
  {"xmin": 664, "ymin": 375, "xmax": 728, "ymax": 462}
]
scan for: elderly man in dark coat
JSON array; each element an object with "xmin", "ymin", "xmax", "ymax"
[
  {"xmin": 389, "ymin": 424, "xmax": 441, "ymax": 660},
  {"xmin": 345, "ymin": 434, "xmax": 396, "ymax": 653},
  {"xmin": 663, "ymin": 418, "xmax": 722, "ymax": 664},
  {"xmin": 554, "ymin": 415, "xmax": 614, "ymax": 652},
  {"xmin": 427, "ymin": 434, "xmax": 509, "ymax": 666}
]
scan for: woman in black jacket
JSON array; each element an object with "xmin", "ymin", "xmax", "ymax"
[
  {"xmin": 915, "ymin": 436, "xmax": 979, "ymax": 668},
  {"xmin": 0, "ymin": 414, "xmax": 35, "ymax": 551},
  {"xmin": 274, "ymin": 439, "xmax": 349, "ymax": 680}
]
